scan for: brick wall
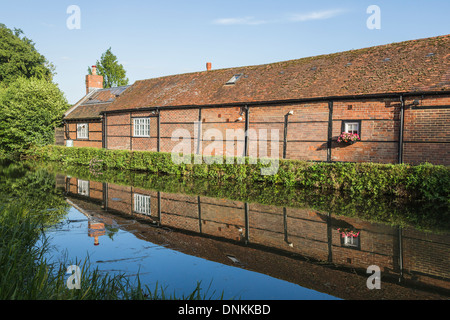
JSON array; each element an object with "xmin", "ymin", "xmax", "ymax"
[
  {"xmin": 331, "ymin": 99, "xmax": 400, "ymax": 163},
  {"xmin": 403, "ymin": 95, "xmax": 450, "ymax": 165},
  {"xmin": 64, "ymin": 121, "xmax": 102, "ymax": 149},
  {"xmin": 74, "ymin": 94, "xmax": 450, "ymax": 165}
]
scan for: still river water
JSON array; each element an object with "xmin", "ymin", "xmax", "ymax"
[{"xmin": 1, "ymin": 161, "xmax": 449, "ymax": 300}]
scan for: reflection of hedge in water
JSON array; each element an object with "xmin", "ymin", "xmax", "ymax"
[
  {"xmin": 36, "ymin": 161, "xmax": 449, "ymax": 234},
  {"xmin": 0, "ymin": 160, "xmax": 69, "ymax": 227},
  {"xmin": 27, "ymin": 145, "xmax": 450, "ymax": 202}
]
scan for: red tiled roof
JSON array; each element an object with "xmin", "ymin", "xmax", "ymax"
[
  {"xmin": 107, "ymin": 34, "xmax": 450, "ymax": 111},
  {"xmin": 65, "ymin": 103, "xmax": 109, "ymax": 120}
]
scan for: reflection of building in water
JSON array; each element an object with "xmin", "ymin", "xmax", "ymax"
[
  {"xmin": 64, "ymin": 178, "xmax": 107, "ymax": 246},
  {"xmin": 88, "ymin": 220, "xmax": 106, "ymax": 246},
  {"xmin": 60, "ymin": 175, "xmax": 450, "ymax": 298},
  {"xmin": 77, "ymin": 179, "xmax": 89, "ymax": 197},
  {"xmin": 133, "ymin": 193, "xmax": 151, "ymax": 215}
]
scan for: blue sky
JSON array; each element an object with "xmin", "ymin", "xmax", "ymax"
[{"xmin": 1, "ymin": 0, "xmax": 449, "ymax": 104}]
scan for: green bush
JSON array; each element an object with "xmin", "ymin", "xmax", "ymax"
[{"xmin": 0, "ymin": 77, "xmax": 68, "ymax": 156}]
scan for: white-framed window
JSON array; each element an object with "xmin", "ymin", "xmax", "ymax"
[
  {"xmin": 344, "ymin": 122, "xmax": 360, "ymax": 135},
  {"xmin": 133, "ymin": 118, "xmax": 150, "ymax": 137},
  {"xmin": 77, "ymin": 123, "xmax": 89, "ymax": 139},
  {"xmin": 77, "ymin": 180, "xmax": 89, "ymax": 196},
  {"xmin": 134, "ymin": 193, "xmax": 151, "ymax": 215}
]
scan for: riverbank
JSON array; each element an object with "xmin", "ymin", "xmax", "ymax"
[
  {"xmin": 1, "ymin": 159, "xmax": 448, "ymax": 300},
  {"xmin": 0, "ymin": 161, "xmax": 219, "ymax": 300},
  {"xmin": 26, "ymin": 145, "xmax": 450, "ymax": 202},
  {"xmin": 0, "ymin": 198, "xmax": 219, "ymax": 300}
]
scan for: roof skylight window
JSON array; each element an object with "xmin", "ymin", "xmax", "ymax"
[{"xmin": 226, "ymin": 74, "xmax": 243, "ymax": 85}]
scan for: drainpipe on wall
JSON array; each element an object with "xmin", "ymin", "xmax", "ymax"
[
  {"xmin": 283, "ymin": 110, "xmax": 293, "ymax": 159},
  {"xmin": 244, "ymin": 105, "xmax": 249, "ymax": 157},
  {"xmin": 156, "ymin": 107, "xmax": 161, "ymax": 152},
  {"xmin": 101, "ymin": 116, "xmax": 104, "ymax": 149},
  {"xmin": 63, "ymin": 120, "xmax": 69, "ymax": 140},
  {"xmin": 398, "ymin": 95, "xmax": 405, "ymax": 164},
  {"xmin": 327, "ymin": 101, "xmax": 334, "ymax": 162},
  {"xmin": 129, "ymin": 113, "xmax": 133, "ymax": 151},
  {"xmin": 104, "ymin": 113, "xmax": 108, "ymax": 149},
  {"xmin": 196, "ymin": 107, "xmax": 202, "ymax": 155}
]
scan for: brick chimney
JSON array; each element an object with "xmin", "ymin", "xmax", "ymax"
[
  {"xmin": 86, "ymin": 65, "xmax": 103, "ymax": 94},
  {"xmin": 206, "ymin": 62, "xmax": 212, "ymax": 71}
]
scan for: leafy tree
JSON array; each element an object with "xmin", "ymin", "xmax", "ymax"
[
  {"xmin": 0, "ymin": 24, "xmax": 68, "ymax": 157},
  {"xmin": 0, "ymin": 77, "xmax": 68, "ymax": 155},
  {"xmin": 0, "ymin": 24, "xmax": 55, "ymax": 85},
  {"xmin": 88, "ymin": 47, "xmax": 129, "ymax": 88}
]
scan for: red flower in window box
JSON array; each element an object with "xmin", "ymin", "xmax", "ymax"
[
  {"xmin": 337, "ymin": 228, "xmax": 360, "ymax": 238},
  {"xmin": 337, "ymin": 132, "xmax": 360, "ymax": 144}
]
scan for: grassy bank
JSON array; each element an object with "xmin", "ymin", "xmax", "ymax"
[
  {"xmin": 0, "ymin": 199, "xmax": 220, "ymax": 300},
  {"xmin": 27, "ymin": 145, "xmax": 450, "ymax": 201},
  {"xmin": 0, "ymin": 161, "xmax": 221, "ymax": 300}
]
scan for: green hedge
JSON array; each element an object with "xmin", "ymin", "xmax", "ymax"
[{"xmin": 26, "ymin": 145, "xmax": 450, "ymax": 201}]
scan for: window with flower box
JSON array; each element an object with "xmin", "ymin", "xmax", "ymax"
[
  {"xmin": 337, "ymin": 120, "xmax": 362, "ymax": 144},
  {"xmin": 338, "ymin": 228, "xmax": 361, "ymax": 250}
]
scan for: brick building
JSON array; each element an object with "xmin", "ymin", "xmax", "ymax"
[
  {"xmin": 63, "ymin": 66, "xmax": 130, "ymax": 148},
  {"xmin": 63, "ymin": 35, "xmax": 450, "ymax": 165}
]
